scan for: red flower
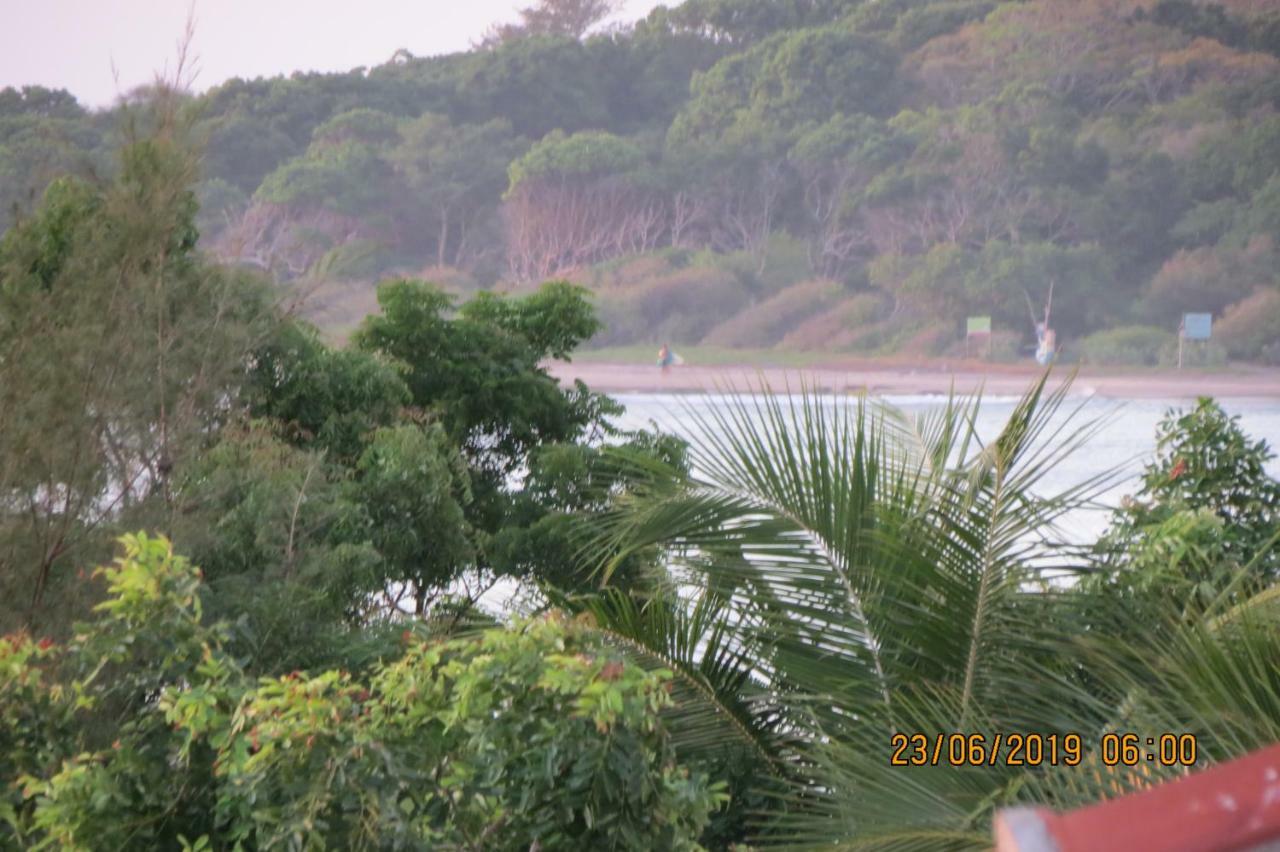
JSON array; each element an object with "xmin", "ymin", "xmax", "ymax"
[
  {"xmin": 37, "ymin": 637, "xmax": 53, "ymax": 651},
  {"xmin": 1169, "ymin": 457, "xmax": 1188, "ymax": 481},
  {"xmin": 401, "ymin": 629, "xmax": 413, "ymax": 644}
]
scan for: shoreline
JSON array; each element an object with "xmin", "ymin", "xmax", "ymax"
[{"xmin": 548, "ymin": 360, "xmax": 1280, "ymax": 399}]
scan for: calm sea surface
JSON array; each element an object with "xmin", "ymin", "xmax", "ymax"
[{"xmin": 610, "ymin": 393, "xmax": 1280, "ymax": 544}]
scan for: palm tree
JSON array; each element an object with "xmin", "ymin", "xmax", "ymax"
[{"xmin": 566, "ymin": 374, "xmax": 1280, "ymax": 849}]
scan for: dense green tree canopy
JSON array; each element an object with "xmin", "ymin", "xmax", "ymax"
[
  {"xmin": 10, "ymin": 0, "xmax": 1276, "ymax": 359},
  {"xmin": 1, "ymin": 535, "xmax": 725, "ymax": 849},
  {"xmin": 3, "ymin": 67, "xmax": 1280, "ymax": 849}
]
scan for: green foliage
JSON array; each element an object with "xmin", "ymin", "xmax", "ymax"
[
  {"xmin": 671, "ymin": 25, "xmax": 899, "ymax": 148},
  {"xmin": 888, "ymin": 2, "xmax": 996, "ymax": 51},
  {"xmin": 508, "ymin": 129, "xmax": 646, "ymax": 192},
  {"xmin": 872, "ymin": 240, "xmax": 1115, "ymax": 338},
  {"xmin": 310, "ymin": 107, "xmax": 401, "ymax": 148},
  {"xmin": 353, "ymin": 279, "xmax": 611, "ymax": 477},
  {"xmin": 1, "ymin": 534, "xmax": 725, "ymax": 850},
  {"xmin": 245, "ymin": 320, "xmax": 410, "ymax": 462},
  {"xmin": 488, "ymin": 431, "xmax": 690, "ymax": 590},
  {"xmin": 1217, "ymin": 288, "xmax": 1280, "ymax": 364},
  {"xmin": 455, "ymin": 36, "xmax": 617, "ymax": 138},
  {"xmin": 197, "ymin": 114, "xmax": 300, "ymax": 194},
  {"xmin": 663, "ymin": 0, "xmax": 854, "ymax": 45},
  {"xmin": 0, "ymin": 113, "xmax": 276, "ymax": 634},
  {"xmin": 255, "ymin": 139, "xmax": 394, "ymax": 217},
  {"xmin": 460, "ymin": 280, "xmax": 603, "ymax": 359},
  {"xmin": 356, "ymin": 423, "xmax": 475, "ymax": 607},
  {"xmin": 586, "ymin": 377, "xmax": 1280, "ymax": 848},
  {"xmin": 167, "ymin": 422, "xmax": 384, "ymax": 672},
  {"xmin": 8, "ymin": 1, "xmax": 1280, "ymax": 360},
  {"xmin": 391, "ymin": 113, "xmax": 521, "ymax": 267},
  {"xmin": 1102, "ymin": 398, "xmax": 1280, "ymax": 586},
  {"xmin": 1075, "ymin": 324, "xmax": 1174, "ymax": 366},
  {"xmin": 483, "ymin": 0, "xmax": 626, "ymax": 46}
]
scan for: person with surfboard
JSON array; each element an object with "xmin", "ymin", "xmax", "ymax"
[{"xmin": 656, "ymin": 343, "xmax": 682, "ymax": 373}]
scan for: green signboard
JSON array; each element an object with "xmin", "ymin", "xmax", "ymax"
[{"xmin": 966, "ymin": 316, "xmax": 992, "ymax": 336}]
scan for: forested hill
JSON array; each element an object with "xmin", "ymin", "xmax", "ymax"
[{"xmin": 4, "ymin": 0, "xmax": 1280, "ymax": 363}]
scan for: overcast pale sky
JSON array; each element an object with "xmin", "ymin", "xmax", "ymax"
[{"xmin": 0, "ymin": 0, "xmax": 665, "ymax": 109}]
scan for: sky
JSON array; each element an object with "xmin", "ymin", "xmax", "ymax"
[{"xmin": 0, "ymin": 0, "xmax": 665, "ymax": 109}]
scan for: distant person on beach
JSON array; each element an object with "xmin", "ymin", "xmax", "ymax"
[
  {"xmin": 1034, "ymin": 323, "xmax": 1057, "ymax": 366},
  {"xmin": 657, "ymin": 343, "xmax": 677, "ymax": 374}
]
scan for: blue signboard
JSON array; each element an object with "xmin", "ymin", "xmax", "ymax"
[{"xmin": 1182, "ymin": 313, "xmax": 1212, "ymax": 341}]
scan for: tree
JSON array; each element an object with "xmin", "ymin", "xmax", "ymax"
[
  {"xmin": 0, "ymin": 97, "xmax": 276, "ymax": 634},
  {"xmin": 788, "ymin": 114, "xmax": 912, "ymax": 277},
  {"xmin": 0, "ymin": 93, "xmax": 104, "ymax": 232},
  {"xmin": 0, "ymin": 86, "xmax": 86, "ymax": 120},
  {"xmin": 481, "ymin": 0, "xmax": 624, "ymax": 47},
  {"xmin": 503, "ymin": 130, "xmax": 661, "ymax": 279},
  {"xmin": 661, "ymin": 0, "xmax": 855, "ymax": 46},
  {"xmin": 352, "ymin": 279, "xmax": 609, "ymax": 480},
  {"xmin": 346, "ymin": 279, "xmax": 637, "ymax": 604},
  {"xmin": 670, "ymin": 25, "xmax": 900, "ymax": 145},
  {"xmin": 454, "ymin": 35, "xmax": 619, "ymax": 138},
  {"xmin": 356, "ymin": 423, "xmax": 475, "ymax": 614},
  {"xmin": 167, "ymin": 422, "xmax": 384, "ymax": 673},
  {"xmin": 1097, "ymin": 398, "xmax": 1280, "ymax": 595},
  {"xmin": 583, "ymin": 377, "xmax": 1280, "ymax": 847},
  {"xmin": 242, "ymin": 320, "xmax": 411, "ymax": 463},
  {"xmin": 392, "ymin": 114, "xmax": 520, "ymax": 268},
  {"xmin": 1, "ymin": 534, "xmax": 726, "ymax": 849}
]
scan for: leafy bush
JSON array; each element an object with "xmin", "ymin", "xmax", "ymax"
[
  {"xmin": 686, "ymin": 233, "xmax": 812, "ymax": 299},
  {"xmin": 1141, "ymin": 244, "xmax": 1267, "ymax": 324},
  {"xmin": 777, "ymin": 293, "xmax": 887, "ymax": 349},
  {"xmin": 1217, "ymin": 288, "xmax": 1280, "ymax": 363},
  {"xmin": 890, "ymin": 1, "xmax": 996, "ymax": 52},
  {"xmin": 1, "ymin": 534, "xmax": 726, "ymax": 850},
  {"xmin": 595, "ymin": 267, "xmax": 750, "ymax": 345},
  {"xmin": 895, "ymin": 320, "xmax": 956, "ymax": 358},
  {"xmin": 1093, "ymin": 398, "xmax": 1280, "ymax": 611},
  {"xmin": 1076, "ymin": 324, "xmax": 1174, "ymax": 365},
  {"xmin": 702, "ymin": 279, "xmax": 843, "ymax": 347}
]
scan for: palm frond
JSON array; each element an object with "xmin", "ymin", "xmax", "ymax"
[{"xmin": 579, "ymin": 371, "xmax": 1135, "ymax": 847}]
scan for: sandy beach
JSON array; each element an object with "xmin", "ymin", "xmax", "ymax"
[{"xmin": 549, "ymin": 359, "xmax": 1280, "ymax": 399}]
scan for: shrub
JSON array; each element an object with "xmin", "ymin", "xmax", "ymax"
[
  {"xmin": 778, "ymin": 293, "xmax": 887, "ymax": 349},
  {"xmin": 1095, "ymin": 397, "xmax": 1280, "ymax": 604},
  {"xmin": 1, "ymin": 534, "xmax": 726, "ymax": 851},
  {"xmin": 702, "ymin": 279, "xmax": 843, "ymax": 347},
  {"xmin": 596, "ymin": 267, "xmax": 750, "ymax": 345},
  {"xmin": 1141, "ymin": 246, "xmax": 1259, "ymax": 324},
  {"xmin": 688, "ymin": 234, "xmax": 812, "ymax": 299},
  {"xmin": 896, "ymin": 320, "xmax": 956, "ymax": 358},
  {"xmin": 1216, "ymin": 288, "xmax": 1280, "ymax": 363},
  {"xmin": 1077, "ymin": 324, "xmax": 1175, "ymax": 366},
  {"xmin": 972, "ymin": 329, "xmax": 1024, "ymax": 362}
]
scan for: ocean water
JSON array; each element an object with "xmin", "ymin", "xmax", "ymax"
[{"xmin": 610, "ymin": 393, "xmax": 1280, "ymax": 545}]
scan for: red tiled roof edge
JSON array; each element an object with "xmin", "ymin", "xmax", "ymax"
[{"xmin": 995, "ymin": 743, "xmax": 1280, "ymax": 852}]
